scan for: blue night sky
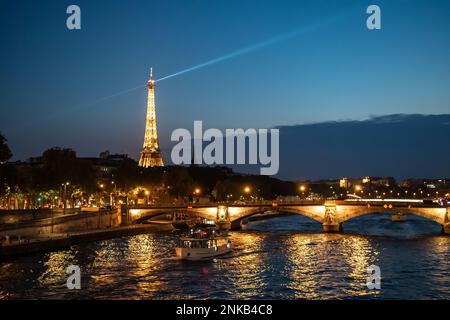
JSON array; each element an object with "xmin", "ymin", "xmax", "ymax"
[{"xmin": 0, "ymin": 0, "xmax": 449, "ymax": 179}]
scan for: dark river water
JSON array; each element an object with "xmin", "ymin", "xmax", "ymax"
[{"xmin": 1, "ymin": 213, "xmax": 450, "ymax": 299}]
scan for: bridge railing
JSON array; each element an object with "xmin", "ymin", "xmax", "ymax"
[
  {"xmin": 126, "ymin": 198, "xmax": 448, "ymax": 210},
  {"xmin": 126, "ymin": 199, "xmax": 328, "ymax": 209}
]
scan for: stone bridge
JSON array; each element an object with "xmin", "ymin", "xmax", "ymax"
[{"xmin": 124, "ymin": 200, "xmax": 450, "ymax": 234}]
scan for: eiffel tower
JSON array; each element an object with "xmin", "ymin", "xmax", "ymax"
[{"xmin": 138, "ymin": 67, "xmax": 164, "ymax": 167}]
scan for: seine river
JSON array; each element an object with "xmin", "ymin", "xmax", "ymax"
[{"xmin": 1, "ymin": 214, "xmax": 450, "ymax": 299}]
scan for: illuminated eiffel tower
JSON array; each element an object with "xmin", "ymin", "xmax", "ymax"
[{"xmin": 139, "ymin": 67, "xmax": 164, "ymax": 167}]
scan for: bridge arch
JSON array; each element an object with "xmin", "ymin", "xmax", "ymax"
[
  {"xmin": 131, "ymin": 207, "xmax": 220, "ymax": 223},
  {"xmin": 131, "ymin": 209, "xmax": 174, "ymax": 223},
  {"xmin": 275, "ymin": 207, "xmax": 325, "ymax": 224},
  {"xmin": 228, "ymin": 206, "xmax": 325, "ymax": 225},
  {"xmin": 227, "ymin": 206, "xmax": 272, "ymax": 223},
  {"xmin": 335, "ymin": 205, "xmax": 448, "ymax": 226}
]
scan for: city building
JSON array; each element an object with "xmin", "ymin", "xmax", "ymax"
[{"xmin": 82, "ymin": 150, "xmax": 128, "ymax": 181}]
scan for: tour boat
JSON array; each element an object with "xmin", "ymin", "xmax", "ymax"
[{"xmin": 175, "ymin": 228, "xmax": 232, "ymax": 261}]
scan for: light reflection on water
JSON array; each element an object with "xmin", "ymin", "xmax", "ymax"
[
  {"xmin": 1, "ymin": 214, "xmax": 450, "ymax": 299},
  {"xmin": 283, "ymin": 234, "xmax": 379, "ymax": 299}
]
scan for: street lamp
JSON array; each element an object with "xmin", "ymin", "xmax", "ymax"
[
  {"xmin": 145, "ymin": 190, "xmax": 150, "ymax": 204},
  {"xmin": 110, "ymin": 181, "xmax": 116, "ymax": 206},
  {"xmin": 243, "ymin": 186, "xmax": 251, "ymax": 202},
  {"xmin": 192, "ymin": 188, "xmax": 201, "ymax": 204},
  {"xmin": 299, "ymin": 185, "xmax": 306, "ymax": 199},
  {"xmin": 63, "ymin": 182, "xmax": 70, "ymax": 211},
  {"xmin": 98, "ymin": 183, "xmax": 105, "ymax": 207}
]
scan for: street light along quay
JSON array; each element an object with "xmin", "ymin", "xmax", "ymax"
[
  {"xmin": 299, "ymin": 185, "xmax": 307, "ymax": 198},
  {"xmin": 62, "ymin": 182, "xmax": 70, "ymax": 212}
]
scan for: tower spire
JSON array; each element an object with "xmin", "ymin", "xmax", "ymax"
[{"xmin": 139, "ymin": 66, "xmax": 164, "ymax": 168}]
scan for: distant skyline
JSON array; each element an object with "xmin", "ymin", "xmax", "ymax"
[
  {"xmin": 3, "ymin": 113, "xmax": 450, "ymax": 181},
  {"xmin": 173, "ymin": 114, "xmax": 450, "ymax": 181},
  {"xmin": 1, "ymin": 0, "xmax": 449, "ymax": 178}
]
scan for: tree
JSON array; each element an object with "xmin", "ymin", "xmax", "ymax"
[
  {"xmin": 212, "ymin": 179, "xmax": 239, "ymax": 201},
  {"xmin": 115, "ymin": 158, "xmax": 140, "ymax": 190},
  {"xmin": 35, "ymin": 147, "xmax": 96, "ymax": 191},
  {"xmin": 163, "ymin": 167, "xmax": 194, "ymax": 198},
  {"xmin": 0, "ymin": 132, "xmax": 12, "ymax": 164},
  {"xmin": 0, "ymin": 164, "xmax": 19, "ymax": 197}
]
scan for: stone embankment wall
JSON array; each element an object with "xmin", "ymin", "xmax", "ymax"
[{"xmin": 0, "ymin": 209, "xmax": 121, "ymax": 238}]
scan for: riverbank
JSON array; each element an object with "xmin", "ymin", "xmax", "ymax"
[{"xmin": 0, "ymin": 222, "xmax": 174, "ymax": 259}]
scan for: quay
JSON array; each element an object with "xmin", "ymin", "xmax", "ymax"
[
  {"xmin": 0, "ymin": 222, "xmax": 173, "ymax": 259},
  {"xmin": 0, "ymin": 207, "xmax": 174, "ymax": 259}
]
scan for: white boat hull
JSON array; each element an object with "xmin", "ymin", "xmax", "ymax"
[{"xmin": 175, "ymin": 244, "xmax": 232, "ymax": 261}]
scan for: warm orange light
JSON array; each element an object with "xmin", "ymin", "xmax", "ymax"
[
  {"xmin": 300, "ymin": 185, "xmax": 306, "ymax": 192},
  {"xmin": 244, "ymin": 186, "xmax": 251, "ymax": 194}
]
